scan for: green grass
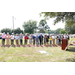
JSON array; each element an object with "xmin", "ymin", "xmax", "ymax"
[{"xmin": 0, "ymin": 38, "xmax": 75, "ymax": 62}]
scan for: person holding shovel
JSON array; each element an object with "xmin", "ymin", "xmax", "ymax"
[{"xmin": 6, "ymin": 32, "xmax": 11, "ymax": 46}]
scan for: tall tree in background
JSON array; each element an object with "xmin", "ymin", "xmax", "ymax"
[
  {"xmin": 59, "ymin": 29, "xmax": 67, "ymax": 34},
  {"xmin": 1, "ymin": 28, "xmax": 12, "ymax": 34},
  {"xmin": 38, "ymin": 19, "xmax": 50, "ymax": 33},
  {"xmin": 13, "ymin": 28, "xmax": 23, "ymax": 34},
  {"xmin": 22, "ymin": 20, "xmax": 37, "ymax": 34},
  {"xmin": 40, "ymin": 12, "xmax": 75, "ymax": 25}
]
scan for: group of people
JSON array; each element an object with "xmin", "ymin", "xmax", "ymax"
[{"xmin": 1, "ymin": 32, "xmax": 70, "ymax": 46}]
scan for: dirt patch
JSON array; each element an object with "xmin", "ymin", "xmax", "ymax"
[
  {"xmin": 0, "ymin": 45, "xmax": 61, "ymax": 47},
  {"xmin": 22, "ymin": 54, "xmax": 33, "ymax": 57}
]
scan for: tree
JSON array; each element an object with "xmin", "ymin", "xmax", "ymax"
[
  {"xmin": 59, "ymin": 29, "xmax": 67, "ymax": 34},
  {"xmin": 40, "ymin": 12, "xmax": 75, "ymax": 25},
  {"xmin": 54, "ymin": 28, "xmax": 62, "ymax": 34},
  {"xmin": 65, "ymin": 24, "xmax": 75, "ymax": 34},
  {"xmin": 38, "ymin": 29, "xmax": 45, "ymax": 33},
  {"xmin": 1, "ymin": 28, "xmax": 12, "ymax": 34},
  {"xmin": 38, "ymin": 19, "xmax": 50, "ymax": 32},
  {"xmin": 13, "ymin": 28, "xmax": 23, "ymax": 34},
  {"xmin": 22, "ymin": 20, "xmax": 37, "ymax": 34}
]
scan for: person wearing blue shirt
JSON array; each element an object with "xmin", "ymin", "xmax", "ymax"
[
  {"xmin": 35, "ymin": 34, "xmax": 39, "ymax": 46},
  {"xmin": 32, "ymin": 35, "xmax": 36, "ymax": 45}
]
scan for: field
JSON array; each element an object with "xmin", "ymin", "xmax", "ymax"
[{"xmin": 0, "ymin": 38, "xmax": 75, "ymax": 62}]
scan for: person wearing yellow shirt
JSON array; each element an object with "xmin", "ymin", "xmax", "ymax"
[{"xmin": 49, "ymin": 35, "xmax": 52, "ymax": 45}]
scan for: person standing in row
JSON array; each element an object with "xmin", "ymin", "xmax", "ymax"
[
  {"xmin": 24, "ymin": 34, "xmax": 29, "ymax": 45},
  {"xmin": 39, "ymin": 34, "xmax": 43, "ymax": 45},
  {"xmin": 44, "ymin": 35, "xmax": 47, "ymax": 45},
  {"xmin": 35, "ymin": 35, "xmax": 39, "ymax": 46},
  {"xmin": 2, "ymin": 32, "xmax": 6, "ymax": 46},
  {"xmin": 59, "ymin": 34, "xmax": 61, "ymax": 44},
  {"xmin": 46, "ymin": 35, "xmax": 49, "ymax": 45},
  {"xmin": 11, "ymin": 33, "xmax": 14, "ymax": 45},
  {"xmin": 52, "ymin": 34, "xmax": 55, "ymax": 45},
  {"xmin": 6, "ymin": 33, "xmax": 10, "ymax": 46},
  {"xmin": 15, "ymin": 34, "xmax": 19, "ymax": 45},
  {"xmin": 56, "ymin": 36, "xmax": 59, "ymax": 45},
  {"xmin": 19, "ymin": 33, "xmax": 23, "ymax": 45},
  {"xmin": 29, "ymin": 35, "xmax": 32, "ymax": 45},
  {"xmin": 32, "ymin": 35, "xmax": 36, "ymax": 45},
  {"xmin": 61, "ymin": 35, "xmax": 64, "ymax": 40},
  {"xmin": 49, "ymin": 35, "xmax": 52, "ymax": 45}
]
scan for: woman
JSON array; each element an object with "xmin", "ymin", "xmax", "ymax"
[
  {"xmin": 35, "ymin": 35, "xmax": 39, "ymax": 46},
  {"xmin": 15, "ymin": 34, "xmax": 19, "ymax": 45},
  {"xmin": 29, "ymin": 35, "xmax": 32, "ymax": 45},
  {"xmin": 56, "ymin": 36, "xmax": 59, "ymax": 45},
  {"xmin": 6, "ymin": 33, "xmax": 10, "ymax": 46},
  {"xmin": 44, "ymin": 35, "xmax": 47, "ymax": 45},
  {"xmin": 49, "ymin": 35, "xmax": 52, "ymax": 45},
  {"xmin": 2, "ymin": 32, "xmax": 6, "ymax": 46}
]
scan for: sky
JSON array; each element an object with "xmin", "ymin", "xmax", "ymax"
[{"xmin": 0, "ymin": 12, "xmax": 65, "ymax": 30}]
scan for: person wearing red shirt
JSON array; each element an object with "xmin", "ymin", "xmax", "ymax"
[{"xmin": 24, "ymin": 34, "xmax": 29, "ymax": 45}]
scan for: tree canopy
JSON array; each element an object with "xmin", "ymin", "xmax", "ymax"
[
  {"xmin": 40, "ymin": 12, "xmax": 75, "ymax": 25},
  {"xmin": 22, "ymin": 20, "xmax": 37, "ymax": 34},
  {"xmin": 38, "ymin": 19, "xmax": 50, "ymax": 33}
]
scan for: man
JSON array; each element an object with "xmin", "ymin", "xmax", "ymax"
[
  {"xmin": 19, "ymin": 33, "xmax": 23, "ymax": 45},
  {"xmin": 15, "ymin": 34, "xmax": 19, "ymax": 45},
  {"xmin": 32, "ymin": 35, "xmax": 36, "ymax": 45},
  {"xmin": 24, "ymin": 34, "xmax": 29, "ymax": 45},
  {"xmin": 2, "ymin": 32, "xmax": 6, "ymax": 46},
  {"xmin": 6, "ymin": 32, "xmax": 10, "ymax": 46},
  {"xmin": 10, "ymin": 33, "xmax": 14, "ymax": 45},
  {"xmin": 59, "ymin": 34, "xmax": 61, "ymax": 44},
  {"xmin": 64, "ymin": 34, "xmax": 67, "ymax": 39},
  {"xmin": 52, "ymin": 34, "xmax": 55, "ymax": 45},
  {"xmin": 39, "ymin": 34, "xmax": 43, "ymax": 45},
  {"xmin": 35, "ymin": 34, "xmax": 39, "ymax": 46}
]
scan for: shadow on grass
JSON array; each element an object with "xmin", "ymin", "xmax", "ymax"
[
  {"xmin": 66, "ymin": 58, "xmax": 75, "ymax": 62},
  {"xmin": 66, "ymin": 47, "xmax": 75, "ymax": 52}
]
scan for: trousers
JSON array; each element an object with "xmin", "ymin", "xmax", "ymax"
[
  {"xmin": 2, "ymin": 39, "xmax": 5, "ymax": 45},
  {"xmin": 6, "ymin": 39, "xmax": 10, "ymax": 45},
  {"xmin": 20, "ymin": 39, "xmax": 23, "ymax": 45}
]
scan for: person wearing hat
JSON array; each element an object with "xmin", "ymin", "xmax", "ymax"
[
  {"xmin": 19, "ymin": 33, "xmax": 23, "ymax": 45},
  {"xmin": 6, "ymin": 32, "xmax": 11, "ymax": 45},
  {"xmin": 10, "ymin": 33, "xmax": 15, "ymax": 45},
  {"xmin": 2, "ymin": 32, "xmax": 6, "ymax": 46},
  {"xmin": 15, "ymin": 34, "xmax": 19, "ymax": 45}
]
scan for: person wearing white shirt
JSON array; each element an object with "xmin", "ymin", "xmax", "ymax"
[
  {"xmin": 64, "ymin": 34, "xmax": 67, "ymax": 39},
  {"xmin": 11, "ymin": 33, "xmax": 14, "ymax": 45},
  {"xmin": 52, "ymin": 34, "xmax": 55, "ymax": 45}
]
